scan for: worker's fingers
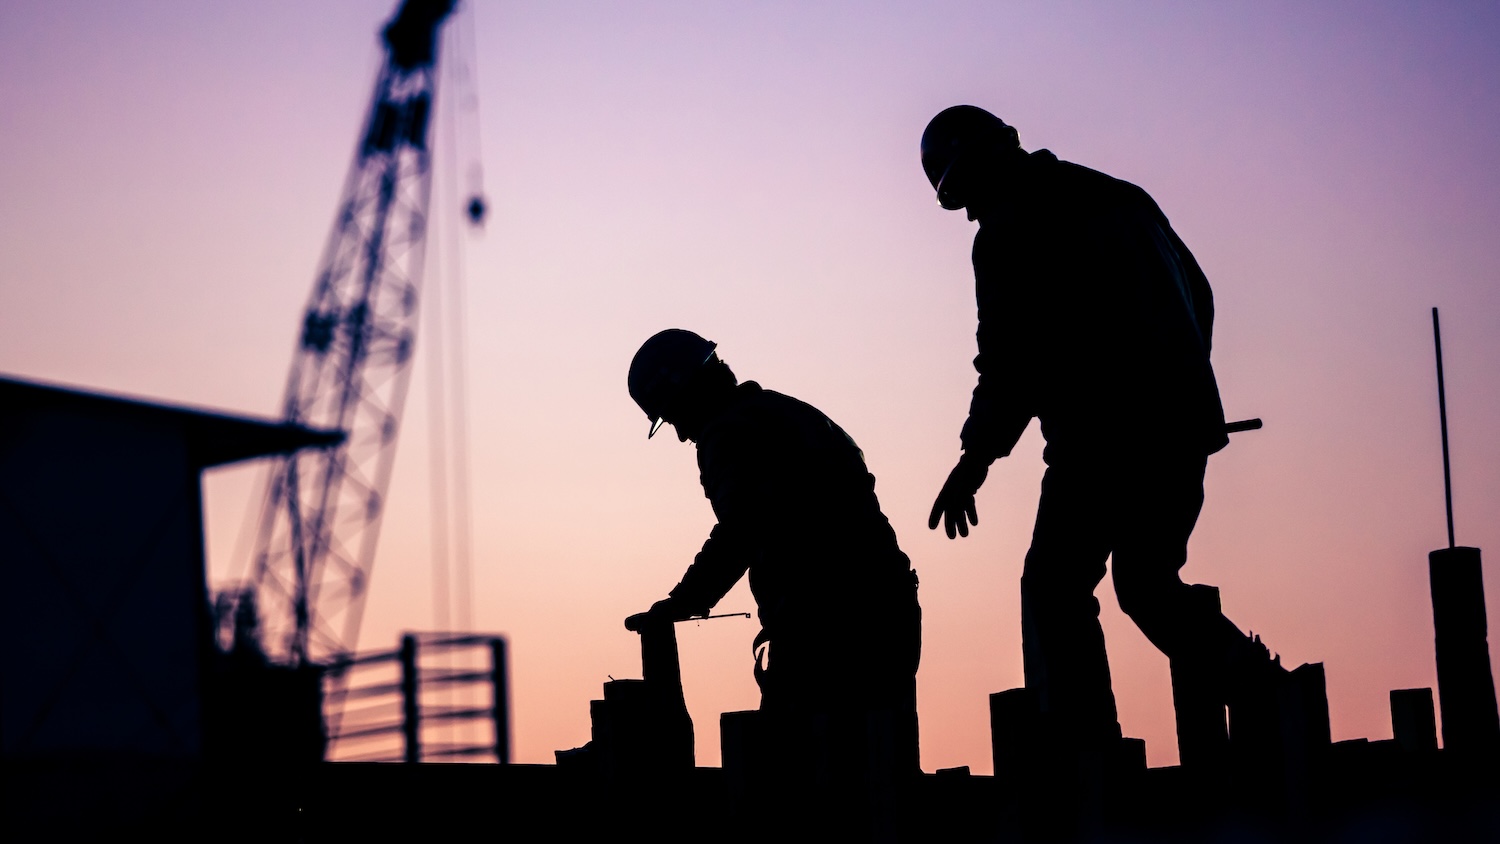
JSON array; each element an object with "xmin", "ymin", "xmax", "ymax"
[
  {"xmin": 940, "ymin": 503, "xmax": 961, "ymax": 539},
  {"xmin": 933, "ymin": 457, "xmax": 987, "ymax": 540},
  {"xmin": 934, "ymin": 494, "xmax": 976, "ymax": 540}
]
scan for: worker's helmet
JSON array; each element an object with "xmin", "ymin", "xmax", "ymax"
[
  {"xmin": 920, "ymin": 105, "xmax": 1021, "ymax": 210},
  {"xmin": 628, "ymin": 329, "xmax": 718, "ymax": 438}
]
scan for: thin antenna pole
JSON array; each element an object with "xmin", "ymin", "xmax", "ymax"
[{"xmin": 1432, "ymin": 307, "xmax": 1455, "ymax": 549}]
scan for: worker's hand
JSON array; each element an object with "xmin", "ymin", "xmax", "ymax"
[
  {"xmin": 624, "ymin": 597, "xmax": 692, "ymax": 632},
  {"xmin": 929, "ymin": 453, "xmax": 990, "ymax": 539}
]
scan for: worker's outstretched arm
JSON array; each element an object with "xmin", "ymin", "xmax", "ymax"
[{"xmin": 936, "ymin": 225, "xmax": 1036, "ymax": 540}]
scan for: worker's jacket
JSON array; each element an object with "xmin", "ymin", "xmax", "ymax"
[
  {"xmin": 667, "ymin": 383, "xmax": 918, "ymax": 704},
  {"xmin": 962, "ymin": 149, "xmax": 1229, "ymax": 468}
]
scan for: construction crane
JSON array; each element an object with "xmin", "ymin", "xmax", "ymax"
[{"xmin": 234, "ymin": 0, "xmax": 471, "ymax": 670}]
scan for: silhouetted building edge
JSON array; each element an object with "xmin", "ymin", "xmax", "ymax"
[{"xmin": 0, "ymin": 374, "xmax": 340, "ymax": 830}]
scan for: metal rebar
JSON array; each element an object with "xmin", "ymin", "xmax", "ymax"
[{"xmin": 1433, "ymin": 307, "xmax": 1455, "ymax": 549}]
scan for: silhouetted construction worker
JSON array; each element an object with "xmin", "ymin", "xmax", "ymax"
[
  {"xmin": 920, "ymin": 105, "xmax": 1279, "ymax": 754},
  {"xmin": 625, "ymin": 331, "xmax": 921, "ymax": 840},
  {"xmin": 626, "ymin": 329, "xmax": 920, "ymax": 728}
]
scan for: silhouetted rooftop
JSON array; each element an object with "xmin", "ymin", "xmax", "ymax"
[{"xmin": 0, "ymin": 374, "xmax": 342, "ymax": 467}]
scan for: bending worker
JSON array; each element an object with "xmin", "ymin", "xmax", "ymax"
[
  {"xmin": 920, "ymin": 105, "xmax": 1280, "ymax": 757},
  {"xmin": 624, "ymin": 329, "xmax": 921, "ymax": 767}
]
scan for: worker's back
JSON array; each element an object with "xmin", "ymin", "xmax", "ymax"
[
  {"xmin": 969, "ymin": 149, "xmax": 1228, "ymax": 465},
  {"xmin": 696, "ymin": 382, "xmax": 918, "ymax": 710}
]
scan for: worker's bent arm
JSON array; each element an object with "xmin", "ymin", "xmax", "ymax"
[{"xmin": 667, "ymin": 523, "xmax": 751, "ymax": 616}]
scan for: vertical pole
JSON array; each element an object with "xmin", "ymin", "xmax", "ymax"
[
  {"xmin": 1432, "ymin": 307, "xmax": 1455, "ymax": 549},
  {"xmin": 490, "ymin": 637, "xmax": 511, "ymax": 764},
  {"xmin": 401, "ymin": 633, "xmax": 421, "ymax": 764},
  {"xmin": 1426, "ymin": 310, "xmax": 1500, "ymax": 752}
]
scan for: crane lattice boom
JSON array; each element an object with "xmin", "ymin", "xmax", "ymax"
[{"xmin": 250, "ymin": 0, "xmax": 456, "ymax": 667}]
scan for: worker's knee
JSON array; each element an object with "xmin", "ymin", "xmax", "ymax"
[
  {"xmin": 1021, "ymin": 566, "xmax": 1104, "ymax": 621},
  {"xmin": 1113, "ymin": 569, "xmax": 1215, "ymax": 659},
  {"xmin": 1112, "ymin": 567, "xmax": 1189, "ymax": 625}
]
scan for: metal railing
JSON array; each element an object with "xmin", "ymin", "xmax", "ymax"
[{"xmin": 324, "ymin": 632, "xmax": 510, "ymax": 763}]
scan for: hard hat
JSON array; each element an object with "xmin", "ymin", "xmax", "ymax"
[
  {"xmin": 628, "ymin": 329, "xmax": 718, "ymax": 438},
  {"xmin": 920, "ymin": 105, "xmax": 1020, "ymax": 210}
]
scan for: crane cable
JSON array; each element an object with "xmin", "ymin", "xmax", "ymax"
[
  {"xmin": 428, "ymin": 0, "xmax": 485, "ymax": 639},
  {"xmin": 424, "ymin": 0, "xmax": 486, "ymax": 755}
]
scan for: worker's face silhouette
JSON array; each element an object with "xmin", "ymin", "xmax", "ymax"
[
  {"xmin": 952, "ymin": 148, "xmax": 1026, "ymax": 222},
  {"xmin": 664, "ymin": 400, "xmax": 713, "ymax": 443},
  {"xmin": 660, "ymin": 357, "xmax": 737, "ymax": 444},
  {"xmin": 655, "ymin": 390, "xmax": 703, "ymax": 443},
  {"xmin": 959, "ymin": 159, "xmax": 1010, "ymax": 221}
]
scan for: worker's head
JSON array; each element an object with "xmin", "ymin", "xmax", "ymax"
[
  {"xmin": 629, "ymin": 329, "xmax": 738, "ymax": 442},
  {"xmin": 920, "ymin": 105, "xmax": 1023, "ymax": 217}
]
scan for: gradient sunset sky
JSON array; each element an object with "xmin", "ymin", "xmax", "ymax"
[{"xmin": 2, "ymin": 0, "xmax": 1497, "ymax": 772}]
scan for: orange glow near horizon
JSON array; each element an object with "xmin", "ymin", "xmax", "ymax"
[{"xmin": 2, "ymin": 1, "xmax": 1498, "ymax": 773}]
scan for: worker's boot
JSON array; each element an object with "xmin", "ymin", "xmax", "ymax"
[
  {"xmin": 1168, "ymin": 586, "xmax": 1287, "ymax": 774},
  {"xmin": 1174, "ymin": 589, "xmax": 1307, "ymax": 822}
]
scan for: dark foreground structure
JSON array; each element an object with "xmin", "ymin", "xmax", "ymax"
[
  {"xmin": 3, "ymin": 372, "xmax": 1496, "ymax": 842},
  {"xmin": 179, "ymin": 749, "xmax": 1500, "ymax": 843},
  {"xmin": 0, "ymin": 376, "xmax": 336, "ymax": 838},
  {"xmin": 13, "ymin": 716, "xmax": 1494, "ymax": 842}
]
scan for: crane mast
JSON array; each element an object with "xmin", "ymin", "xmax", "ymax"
[{"xmin": 249, "ymin": 0, "xmax": 457, "ymax": 667}]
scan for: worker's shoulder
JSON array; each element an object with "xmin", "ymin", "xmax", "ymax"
[
  {"xmin": 1043, "ymin": 153, "xmax": 1157, "ymax": 207},
  {"xmin": 703, "ymin": 382, "xmax": 778, "ymax": 435},
  {"xmin": 716, "ymin": 384, "xmax": 846, "ymax": 446},
  {"xmin": 734, "ymin": 383, "xmax": 829, "ymax": 425},
  {"xmin": 698, "ymin": 383, "xmax": 833, "ymax": 462}
]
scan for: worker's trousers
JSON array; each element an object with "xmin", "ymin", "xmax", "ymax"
[{"xmin": 1020, "ymin": 454, "xmax": 1217, "ymax": 746}]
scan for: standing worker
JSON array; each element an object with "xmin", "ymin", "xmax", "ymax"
[{"xmin": 919, "ymin": 105, "xmax": 1281, "ymax": 757}]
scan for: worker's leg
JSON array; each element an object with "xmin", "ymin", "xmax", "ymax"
[
  {"xmin": 1110, "ymin": 455, "xmax": 1274, "ymax": 670},
  {"xmin": 1108, "ymin": 456, "xmax": 1209, "ymax": 659},
  {"xmin": 866, "ymin": 570, "xmax": 922, "ymax": 774},
  {"xmin": 758, "ymin": 632, "xmax": 904, "ymax": 841},
  {"xmin": 1021, "ymin": 465, "xmax": 1120, "ymax": 745},
  {"xmin": 1110, "ymin": 455, "xmax": 1283, "ymax": 773}
]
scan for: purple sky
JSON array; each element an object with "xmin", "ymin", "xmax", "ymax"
[{"xmin": 2, "ymin": 1, "xmax": 1497, "ymax": 771}]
